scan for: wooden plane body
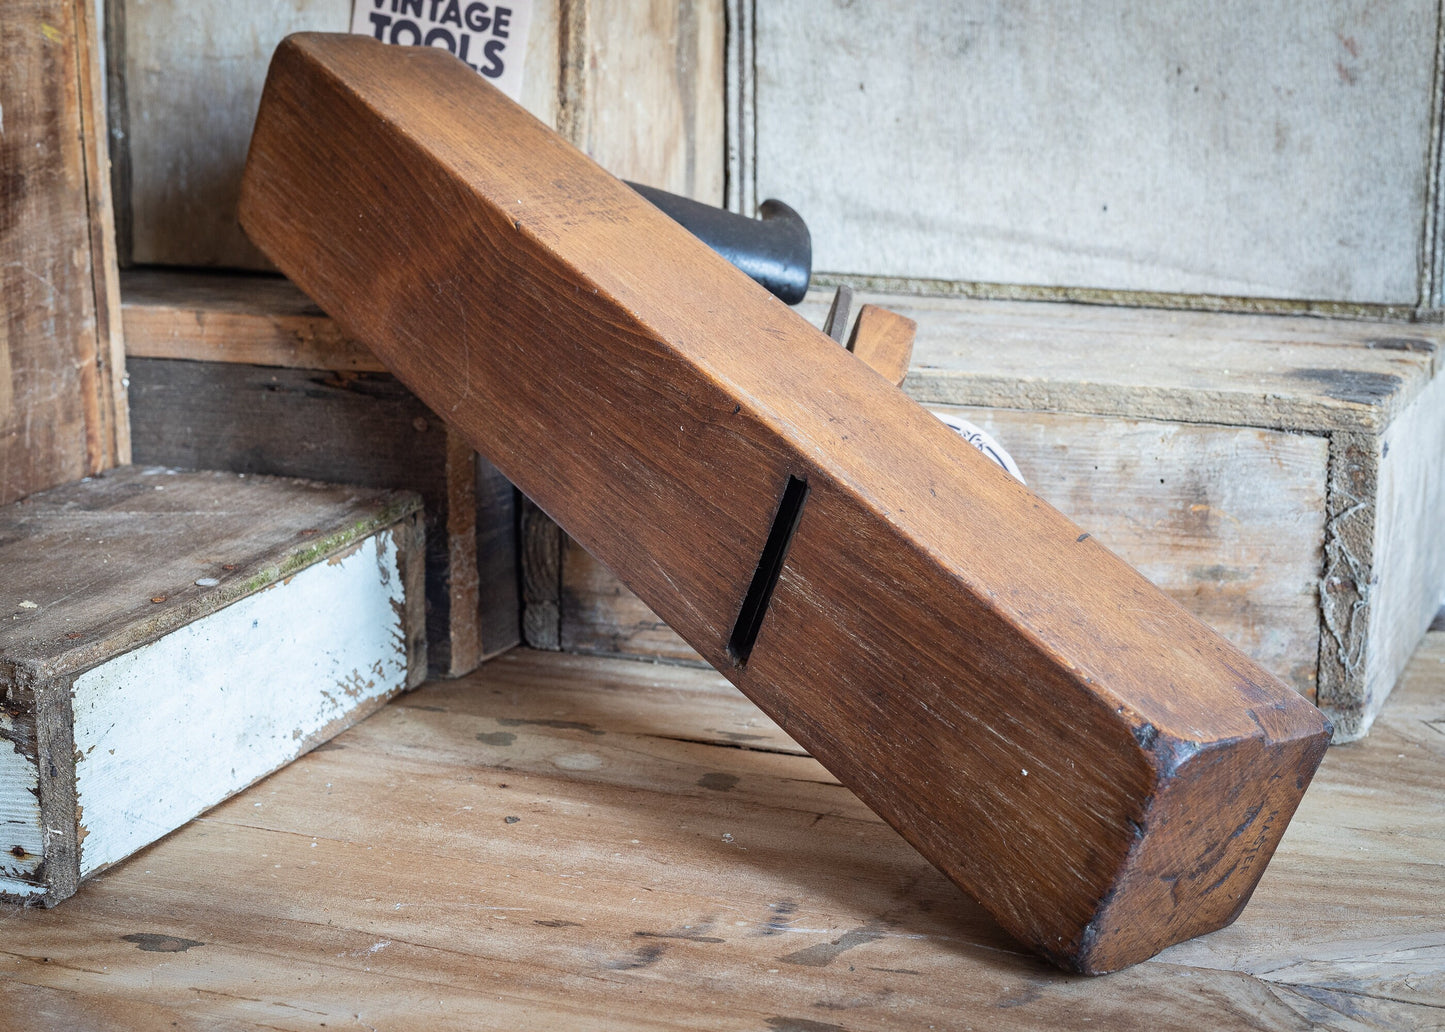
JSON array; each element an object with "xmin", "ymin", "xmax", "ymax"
[{"xmin": 239, "ymin": 34, "xmax": 1331, "ymax": 973}]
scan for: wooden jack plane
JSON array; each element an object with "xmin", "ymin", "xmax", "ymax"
[{"xmin": 239, "ymin": 34, "xmax": 1331, "ymax": 974}]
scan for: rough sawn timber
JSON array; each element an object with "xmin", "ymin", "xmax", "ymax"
[
  {"xmin": 237, "ymin": 34, "xmax": 1332, "ymax": 973},
  {"xmin": 1, "ymin": 0, "xmax": 127, "ymax": 505}
]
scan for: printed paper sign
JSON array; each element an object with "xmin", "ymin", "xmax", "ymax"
[{"xmin": 350, "ymin": 0, "xmax": 532, "ymax": 100}]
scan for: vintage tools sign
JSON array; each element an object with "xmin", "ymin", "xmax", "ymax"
[
  {"xmin": 238, "ymin": 34, "xmax": 1332, "ymax": 974},
  {"xmin": 350, "ymin": 0, "xmax": 532, "ymax": 97}
]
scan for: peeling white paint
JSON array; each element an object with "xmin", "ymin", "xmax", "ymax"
[
  {"xmin": 72, "ymin": 533, "xmax": 408, "ymax": 876},
  {"xmin": 0, "ymin": 711, "xmax": 44, "ymax": 885}
]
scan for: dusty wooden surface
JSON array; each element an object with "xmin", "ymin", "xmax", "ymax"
[
  {"xmin": 1, "ymin": 0, "xmax": 126, "ymax": 506},
  {"xmin": 238, "ymin": 35, "xmax": 1333, "ymax": 970},
  {"xmin": 1, "ymin": 635, "xmax": 1440, "ymax": 1029}
]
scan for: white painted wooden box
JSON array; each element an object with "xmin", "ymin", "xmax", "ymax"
[{"xmin": 0, "ymin": 468, "xmax": 425, "ymax": 905}]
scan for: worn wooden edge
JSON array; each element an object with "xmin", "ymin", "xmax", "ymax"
[
  {"xmin": 1, "ymin": 472, "xmax": 424, "ymax": 684},
  {"xmin": 816, "ymin": 272, "xmax": 1442, "ymax": 326},
  {"xmin": 475, "ymin": 455, "xmax": 522, "ymax": 660},
  {"xmin": 102, "ymin": 0, "xmax": 132, "ymax": 269},
  {"xmin": 75, "ymin": 0, "xmax": 130, "ymax": 469},
  {"xmin": 392, "ymin": 509, "xmax": 430, "ymax": 691},
  {"xmin": 442, "ymin": 426, "xmax": 482, "ymax": 676},
  {"xmin": 847, "ymin": 303, "xmax": 916, "ymax": 386},
  {"xmin": 809, "ymin": 290, "xmax": 1441, "ymax": 436},
  {"xmin": 1323, "ymin": 368, "xmax": 1445, "ymax": 741}
]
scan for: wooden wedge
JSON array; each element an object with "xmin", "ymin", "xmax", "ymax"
[{"xmin": 238, "ymin": 34, "xmax": 1331, "ymax": 973}]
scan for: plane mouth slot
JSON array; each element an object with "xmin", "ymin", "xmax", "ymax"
[{"xmin": 728, "ymin": 475, "xmax": 810, "ymax": 666}]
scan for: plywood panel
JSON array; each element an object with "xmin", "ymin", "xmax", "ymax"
[{"xmin": 751, "ymin": 0, "xmax": 1439, "ymax": 304}]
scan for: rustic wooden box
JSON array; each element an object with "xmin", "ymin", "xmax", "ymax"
[
  {"xmin": 537, "ymin": 291, "xmax": 1445, "ymax": 742},
  {"xmin": 0, "ymin": 468, "xmax": 425, "ymax": 905}
]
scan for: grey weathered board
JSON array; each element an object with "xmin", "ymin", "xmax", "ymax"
[
  {"xmin": 125, "ymin": 354, "xmax": 519, "ymax": 675},
  {"xmin": 0, "ymin": 468, "xmax": 425, "ymax": 905},
  {"xmin": 106, "ymin": 0, "xmax": 721, "ymax": 268},
  {"xmin": 538, "ymin": 289, "xmax": 1445, "ymax": 742},
  {"xmin": 2, "ymin": 0, "xmax": 127, "ymax": 506},
  {"xmin": 737, "ymin": 0, "xmax": 1445, "ymax": 310}
]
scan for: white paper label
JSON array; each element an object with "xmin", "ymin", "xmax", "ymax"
[
  {"xmin": 350, "ymin": 0, "xmax": 532, "ymax": 100},
  {"xmin": 930, "ymin": 410, "xmax": 1026, "ymax": 484}
]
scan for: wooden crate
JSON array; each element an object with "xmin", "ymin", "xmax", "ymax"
[
  {"xmin": 121, "ymin": 270, "xmax": 520, "ymax": 677},
  {"xmin": 532, "ymin": 290, "xmax": 1445, "ymax": 742},
  {"xmin": 0, "ymin": 468, "xmax": 425, "ymax": 905}
]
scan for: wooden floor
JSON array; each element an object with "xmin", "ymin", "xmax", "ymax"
[{"xmin": 3, "ymin": 634, "xmax": 1443, "ymax": 1031}]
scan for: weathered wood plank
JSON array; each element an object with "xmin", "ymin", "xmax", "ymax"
[
  {"xmin": 827, "ymin": 290, "xmax": 1445, "ymax": 437},
  {"xmin": 1, "ymin": 0, "xmax": 126, "ymax": 504},
  {"xmin": 520, "ymin": 494, "xmax": 563, "ymax": 650},
  {"xmin": 476, "ymin": 453, "xmax": 522, "ymax": 661},
  {"xmin": 0, "ymin": 468, "xmax": 425, "ymax": 904},
  {"xmin": 121, "ymin": 268, "xmax": 386, "ymax": 371},
  {"xmin": 3, "ymin": 637, "xmax": 1441, "ymax": 1028},
  {"xmin": 237, "ymin": 35, "xmax": 1330, "ymax": 971},
  {"xmin": 568, "ymin": 0, "xmax": 726, "ymax": 203},
  {"xmin": 1337, "ymin": 366, "xmax": 1445, "ymax": 738},
  {"xmin": 750, "ymin": 2, "xmax": 1439, "ymax": 306}
]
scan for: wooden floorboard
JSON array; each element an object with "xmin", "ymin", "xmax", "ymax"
[{"xmin": 3, "ymin": 636, "xmax": 1442, "ymax": 1030}]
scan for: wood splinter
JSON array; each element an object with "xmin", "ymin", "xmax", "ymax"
[{"xmin": 239, "ymin": 34, "xmax": 1331, "ymax": 974}]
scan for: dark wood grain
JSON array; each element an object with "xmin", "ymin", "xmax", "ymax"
[
  {"xmin": 519, "ymin": 495, "xmax": 562, "ymax": 650},
  {"xmin": 236, "ymin": 33, "xmax": 1331, "ymax": 973}
]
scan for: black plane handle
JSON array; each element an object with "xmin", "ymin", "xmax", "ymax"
[{"xmin": 625, "ymin": 182, "xmax": 812, "ymax": 305}]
